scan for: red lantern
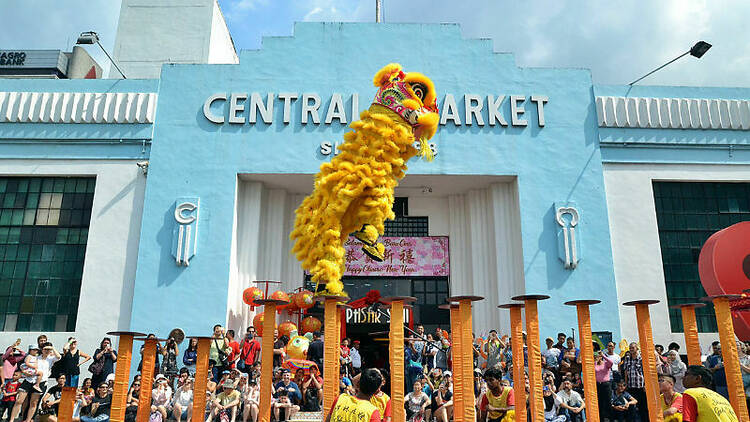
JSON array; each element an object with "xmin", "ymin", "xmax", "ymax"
[
  {"xmin": 270, "ymin": 290, "xmax": 290, "ymax": 312},
  {"xmin": 253, "ymin": 313, "xmax": 278, "ymax": 336},
  {"xmin": 243, "ymin": 287, "xmax": 264, "ymax": 306},
  {"xmin": 294, "ymin": 290, "xmax": 315, "ymax": 310},
  {"xmin": 286, "ymin": 295, "xmax": 300, "ymax": 313},
  {"xmin": 279, "ymin": 321, "xmax": 297, "ymax": 339},
  {"xmin": 300, "ymin": 316, "xmax": 322, "ymax": 334}
]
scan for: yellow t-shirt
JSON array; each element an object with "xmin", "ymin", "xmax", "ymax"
[
  {"xmin": 216, "ymin": 390, "xmax": 240, "ymax": 406},
  {"xmin": 331, "ymin": 393, "xmax": 381, "ymax": 422}
]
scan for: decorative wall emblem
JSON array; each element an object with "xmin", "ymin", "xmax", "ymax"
[
  {"xmin": 172, "ymin": 198, "xmax": 199, "ymax": 266},
  {"xmin": 555, "ymin": 203, "xmax": 581, "ymax": 270}
]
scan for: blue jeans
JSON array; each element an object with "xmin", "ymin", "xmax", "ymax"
[
  {"xmin": 66, "ymin": 374, "xmax": 80, "ymax": 388},
  {"xmin": 564, "ymin": 406, "xmax": 585, "ymax": 422},
  {"xmin": 80, "ymin": 415, "xmax": 110, "ymax": 422}
]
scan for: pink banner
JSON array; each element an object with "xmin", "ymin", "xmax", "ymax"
[{"xmin": 344, "ymin": 236, "xmax": 449, "ymax": 277}]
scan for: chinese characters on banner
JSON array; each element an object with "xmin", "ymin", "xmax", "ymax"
[{"xmin": 343, "ymin": 236, "xmax": 449, "ymax": 277}]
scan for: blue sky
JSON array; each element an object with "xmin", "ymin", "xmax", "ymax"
[{"xmin": 3, "ymin": 0, "xmax": 750, "ymax": 87}]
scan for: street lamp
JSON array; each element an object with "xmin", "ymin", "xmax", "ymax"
[
  {"xmin": 76, "ymin": 31, "xmax": 126, "ymax": 79},
  {"xmin": 628, "ymin": 40, "xmax": 711, "ymax": 85}
]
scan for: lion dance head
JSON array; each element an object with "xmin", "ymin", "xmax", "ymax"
[{"xmin": 372, "ymin": 63, "xmax": 440, "ymax": 160}]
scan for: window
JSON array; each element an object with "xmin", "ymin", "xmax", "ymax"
[
  {"xmin": 653, "ymin": 182, "xmax": 750, "ymax": 333},
  {"xmin": 0, "ymin": 177, "xmax": 95, "ymax": 332},
  {"xmin": 383, "ymin": 197, "xmax": 428, "ymax": 237}
]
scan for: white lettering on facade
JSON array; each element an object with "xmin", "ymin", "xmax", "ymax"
[
  {"xmin": 278, "ymin": 92, "xmax": 298, "ymax": 124},
  {"xmin": 202, "ymin": 92, "xmax": 548, "ymax": 127},
  {"xmin": 465, "ymin": 94, "xmax": 484, "ymax": 126},
  {"xmin": 510, "ymin": 95, "xmax": 527, "ymax": 126},
  {"xmin": 487, "ymin": 95, "xmax": 507, "ymax": 126},
  {"xmin": 325, "ymin": 93, "xmax": 347, "ymax": 124},
  {"xmin": 249, "ymin": 93, "xmax": 274, "ymax": 124},
  {"xmin": 301, "ymin": 93, "xmax": 321, "ymax": 124},
  {"xmin": 228, "ymin": 92, "xmax": 247, "ymax": 124},
  {"xmin": 440, "ymin": 94, "xmax": 461, "ymax": 126}
]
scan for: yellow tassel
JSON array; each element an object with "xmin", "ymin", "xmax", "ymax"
[{"xmin": 418, "ymin": 137, "xmax": 434, "ymax": 161}]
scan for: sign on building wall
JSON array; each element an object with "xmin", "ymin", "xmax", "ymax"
[{"xmin": 343, "ymin": 236, "xmax": 449, "ymax": 277}]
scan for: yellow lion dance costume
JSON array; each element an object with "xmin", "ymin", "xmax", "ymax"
[{"xmin": 290, "ymin": 63, "xmax": 439, "ymax": 296}]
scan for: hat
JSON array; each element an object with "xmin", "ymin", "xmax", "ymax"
[
  {"xmin": 353, "ymin": 340, "xmax": 360, "ymax": 345},
  {"xmin": 154, "ymin": 374, "xmax": 166, "ymax": 381},
  {"xmin": 443, "ymin": 371, "xmax": 452, "ymax": 377},
  {"xmin": 28, "ymin": 344, "xmax": 40, "ymax": 351},
  {"xmin": 545, "ymin": 337, "xmax": 554, "ymax": 342},
  {"xmin": 474, "ymin": 368, "xmax": 483, "ymax": 374},
  {"xmin": 106, "ymin": 373, "xmax": 116, "ymax": 382},
  {"xmin": 222, "ymin": 370, "xmax": 231, "ymax": 375},
  {"xmin": 222, "ymin": 380, "xmax": 235, "ymax": 389}
]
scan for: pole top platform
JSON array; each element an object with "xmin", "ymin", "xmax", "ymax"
[
  {"xmin": 447, "ymin": 295, "xmax": 484, "ymax": 302},
  {"xmin": 381, "ymin": 296, "xmax": 417, "ymax": 304},
  {"xmin": 314, "ymin": 295, "xmax": 349, "ymax": 303},
  {"xmin": 252, "ymin": 280, "xmax": 282, "ymax": 284},
  {"xmin": 135, "ymin": 337, "xmax": 169, "ymax": 342},
  {"xmin": 669, "ymin": 302, "xmax": 707, "ymax": 309},
  {"xmin": 187, "ymin": 336, "xmax": 215, "ymax": 340},
  {"xmin": 254, "ymin": 298, "xmax": 290, "ymax": 306},
  {"xmin": 512, "ymin": 294, "xmax": 550, "ymax": 301},
  {"xmin": 622, "ymin": 299, "xmax": 660, "ymax": 306},
  {"xmin": 106, "ymin": 331, "xmax": 146, "ymax": 337},
  {"xmin": 438, "ymin": 304, "xmax": 459, "ymax": 310},
  {"xmin": 497, "ymin": 303, "xmax": 525, "ymax": 309},
  {"xmin": 701, "ymin": 294, "xmax": 743, "ymax": 302},
  {"xmin": 564, "ymin": 299, "xmax": 601, "ymax": 306}
]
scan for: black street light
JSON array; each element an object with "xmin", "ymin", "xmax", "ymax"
[
  {"xmin": 629, "ymin": 41, "xmax": 712, "ymax": 85},
  {"xmin": 76, "ymin": 31, "xmax": 126, "ymax": 79}
]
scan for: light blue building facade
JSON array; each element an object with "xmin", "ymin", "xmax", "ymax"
[{"xmin": 2, "ymin": 23, "xmax": 750, "ymax": 355}]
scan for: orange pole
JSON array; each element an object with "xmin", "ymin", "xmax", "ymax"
[
  {"xmin": 634, "ymin": 303, "xmax": 663, "ymax": 422},
  {"xmin": 674, "ymin": 304, "xmax": 703, "ymax": 366},
  {"xmin": 110, "ymin": 334, "xmax": 135, "ymax": 422},
  {"xmin": 507, "ymin": 306, "xmax": 527, "ymax": 422},
  {"xmin": 57, "ymin": 386, "xmax": 77, "ymax": 422},
  {"xmin": 523, "ymin": 299, "xmax": 544, "ymax": 421},
  {"xmin": 459, "ymin": 299, "xmax": 476, "ymax": 421},
  {"xmin": 136, "ymin": 338, "xmax": 157, "ymax": 422},
  {"xmin": 576, "ymin": 303, "xmax": 599, "ymax": 422},
  {"xmin": 191, "ymin": 337, "xmax": 211, "ymax": 422},
  {"xmin": 323, "ymin": 298, "xmax": 339, "ymax": 419},
  {"xmin": 449, "ymin": 306, "xmax": 464, "ymax": 422},
  {"xmin": 259, "ymin": 303, "xmax": 278, "ymax": 422},
  {"xmin": 713, "ymin": 297, "xmax": 750, "ymax": 419},
  {"xmin": 390, "ymin": 300, "xmax": 406, "ymax": 422}
]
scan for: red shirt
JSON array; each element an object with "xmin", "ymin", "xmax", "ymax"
[
  {"xmin": 479, "ymin": 387, "xmax": 515, "ymax": 410},
  {"xmin": 228, "ymin": 340, "xmax": 241, "ymax": 368},
  {"xmin": 2, "ymin": 381, "xmax": 20, "ymax": 402},
  {"xmin": 240, "ymin": 339, "xmax": 261, "ymax": 366},
  {"xmin": 681, "ymin": 394, "xmax": 698, "ymax": 422}
]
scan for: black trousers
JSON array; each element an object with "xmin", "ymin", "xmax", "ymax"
[
  {"xmin": 596, "ymin": 381, "xmax": 612, "ymax": 420},
  {"xmin": 627, "ymin": 387, "xmax": 648, "ymax": 422}
]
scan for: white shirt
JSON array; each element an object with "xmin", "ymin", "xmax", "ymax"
[
  {"xmin": 542, "ymin": 348, "xmax": 561, "ymax": 367},
  {"xmin": 604, "ymin": 351, "xmax": 621, "ymax": 377},
  {"xmin": 544, "ymin": 392, "xmax": 562, "ymax": 419},
  {"xmin": 173, "ymin": 388, "xmax": 193, "ymax": 407},
  {"xmin": 558, "ymin": 388, "xmax": 583, "ymax": 407},
  {"xmin": 152, "ymin": 386, "xmax": 173, "ymax": 406},
  {"xmin": 37, "ymin": 355, "xmax": 59, "ymax": 381},
  {"xmin": 350, "ymin": 347, "xmax": 361, "ymax": 368}
]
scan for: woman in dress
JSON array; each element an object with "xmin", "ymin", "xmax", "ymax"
[
  {"xmin": 60, "ymin": 338, "xmax": 91, "ymax": 387},
  {"xmin": 404, "ymin": 380, "xmax": 430, "ymax": 422},
  {"xmin": 90, "ymin": 338, "xmax": 117, "ymax": 388}
]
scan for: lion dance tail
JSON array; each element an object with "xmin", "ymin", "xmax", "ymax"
[{"xmin": 290, "ymin": 107, "xmax": 415, "ymax": 296}]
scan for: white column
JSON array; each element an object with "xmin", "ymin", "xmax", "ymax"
[
  {"xmin": 489, "ymin": 181, "xmax": 525, "ymax": 334},
  {"xmin": 448, "ymin": 194, "xmax": 472, "ymax": 296},
  {"xmin": 227, "ymin": 181, "xmax": 263, "ymax": 332}
]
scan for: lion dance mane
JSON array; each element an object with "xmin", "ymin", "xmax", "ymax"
[{"xmin": 290, "ymin": 63, "xmax": 439, "ymax": 297}]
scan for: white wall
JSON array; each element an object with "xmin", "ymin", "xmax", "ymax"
[
  {"xmin": 0, "ymin": 160, "xmax": 145, "ymax": 362},
  {"xmin": 604, "ymin": 162, "xmax": 750, "ymax": 352},
  {"xmin": 208, "ymin": 1, "xmax": 239, "ymax": 64},
  {"xmin": 111, "ymin": 0, "xmax": 237, "ymax": 79}
]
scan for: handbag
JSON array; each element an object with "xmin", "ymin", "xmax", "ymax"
[
  {"xmin": 214, "ymin": 338, "xmax": 230, "ymax": 367},
  {"xmin": 89, "ymin": 358, "xmax": 105, "ymax": 375}
]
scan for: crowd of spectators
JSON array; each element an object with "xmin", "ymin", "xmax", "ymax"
[{"xmin": 2, "ymin": 323, "xmax": 748, "ymax": 422}]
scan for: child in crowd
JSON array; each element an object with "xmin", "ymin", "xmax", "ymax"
[{"xmin": 1, "ymin": 370, "xmax": 21, "ymax": 419}]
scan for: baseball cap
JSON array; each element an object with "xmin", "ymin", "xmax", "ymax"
[
  {"xmin": 154, "ymin": 374, "xmax": 166, "ymax": 381},
  {"xmin": 106, "ymin": 373, "xmax": 116, "ymax": 382},
  {"xmin": 443, "ymin": 371, "xmax": 452, "ymax": 377},
  {"xmin": 222, "ymin": 370, "xmax": 231, "ymax": 375},
  {"xmin": 28, "ymin": 344, "xmax": 40, "ymax": 351}
]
